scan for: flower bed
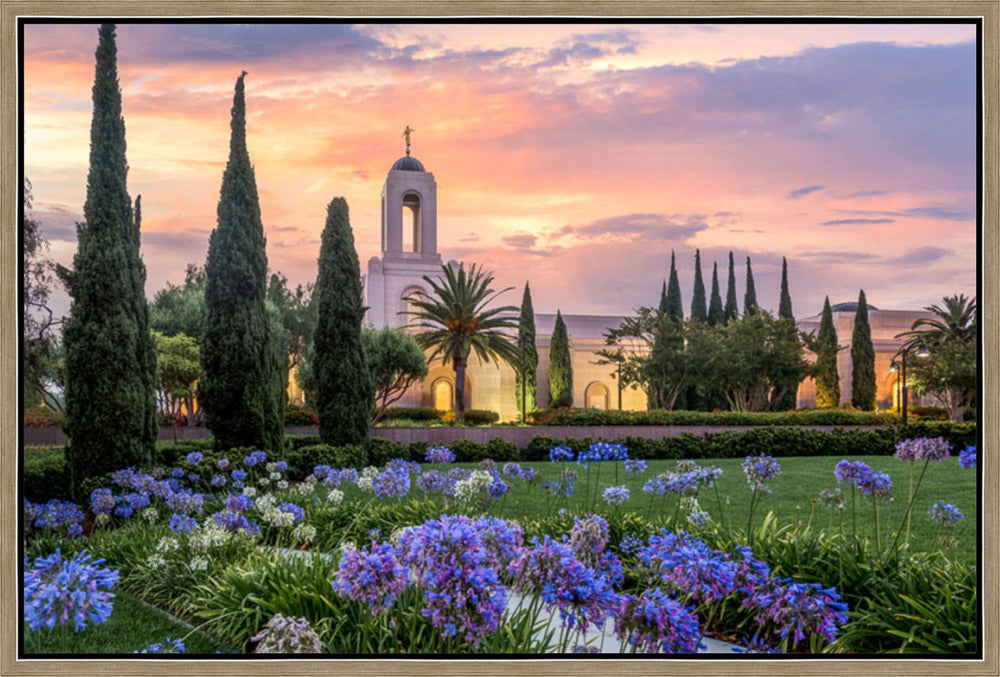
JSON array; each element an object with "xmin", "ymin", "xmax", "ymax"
[{"xmin": 22, "ymin": 440, "xmax": 977, "ymax": 655}]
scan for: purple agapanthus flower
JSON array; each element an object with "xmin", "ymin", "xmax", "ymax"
[
  {"xmin": 834, "ymin": 460, "xmax": 872, "ymax": 487},
  {"xmin": 332, "ymin": 541, "xmax": 410, "ymax": 614},
  {"xmin": 928, "ymin": 500, "xmax": 964, "ymax": 525},
  {"xmin": 89, "ymin": 488, "xmax": 116, "ymax": 516},
  {"xmin": 959, "ymin": 446, "xmax": 976, "ymax": 469},
  {"xmin": 185, "ymin": 452, "xmax": 203, "ymax": 466},
  {"xmin": 751, "ymin": 579, "xmax": 849, "ymax": 647},
  {"xmin": 742, "ymin": 455, "xmax": 781, "ymax": 493},
  {"xmin": 637, "ymin": 530, "xmax": 737, "ymax": 603},
  {"xmin": 169, "ymin": 513, "xmax": 196, "ymax": 534},
  {"xmin": 425, "ymin": 446, "xmax": 456, "ymax": 464},
  {"xmin": 614, "ymin": 588, "xmax": 701, "ymax": 653}
]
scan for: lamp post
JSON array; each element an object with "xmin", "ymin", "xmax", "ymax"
[
  {"xmin": 516, "ymin": 332, "xmax": 534, "ymax": 424},
  {"xmin": 615, "ymin": 358, "xmax": 623, "ymax": 410},
  {"xmin": 889, "ymin": 359, "xmax": 900, "ymax": 413},
  {"xmin": 894, "ymin": 340, "xmax": 931, "ymax": 425}
]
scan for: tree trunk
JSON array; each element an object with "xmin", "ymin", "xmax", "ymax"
[{"xmin": 452, "ymin": 352, "xmax": 467, "ymax": 423}]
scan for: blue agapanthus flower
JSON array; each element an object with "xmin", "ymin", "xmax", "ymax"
[
  {"xmin": 928, "ymin": 500, "xmax": 964, "ymax": 525},
  {"xmin": 277, "ymin": 502, "xmax": 305, "ymax": 522},
  {"xmin": 23, "ymin": 549, "xmax": 119, "ymax": 632},
  {"xmin": 549, "ymin": 445, "xmax": 575, "ymax": 463},
  {"xmin": 959, "ymin": 446, "xmax": 976, "ymax": 469},
  {"xmin": 244, "ymin": 450, "xmax": 267, "ymax": 467},
  {"xmin": 603, "ymin": 485, "xmax": 630, "ymax": 506},
  {"xmin": 169, "ymin": 513, "xmax": 196, "ymax": 534},
  {"xmin": 185, "ymin": 451, "xmax": 203, "ymax": 466},
  {"xmin": 135, "ymin": 637, "xmax": 186, "ymax": 653}
]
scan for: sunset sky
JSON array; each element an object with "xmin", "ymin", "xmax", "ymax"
[{"xmin": 22, "ymin": 21, "xmax": 978, "ymax": 321}]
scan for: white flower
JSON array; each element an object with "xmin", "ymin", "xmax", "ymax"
[
  {"xmin": 189, "ymin": 522, "xmax": 232, "ymax": 553},
  {"xmin": 361, "ymin": 466, "xmax": 379, "ymax": 480},
  {"xmin": 326, "ymin": 489, "xmax": 344, "ymax": 505},
  {"xmin": 94, "ymin": 513, "xmax": 110, "ymax": 527},
  {"xmin": 243, "ymin": 487, "xmax": 258, "ymax": 498},
  {"xmin": 357, "ymin": 477, "xmax": 374, "ymax": 493},
  {"xmin": 304, "ymin": 475, "xmax": 318, "ymax": 486},
  {"xmin": 263, "ymin": 506, "xmax": 295, "ymax": 528},
  {"xmin": 146, "ymin": 553, "xmax": 166, "ymax": 569},
  {"xmin": 277, "ymin": 480, "xmax": 289, "ymax": 490},
  {"xmin": 155, "ymin": 536, "xmax": 179, "ymax": 553},
  {"xmin": 294, "ymin": 482, "xmax": 314, "ymax": 497},
  {"xmin": 266, "ymin": 462, "xmax": 277, "ymax": 473},
  {"xmin": 454, "ymin": 470, "xmax": 492, "ymax": 502},
  {"xmin": 142, "ymin": 507, "xmax": 159, "ymax": 524},
  {"xmin": 269, "ymin": 471, "xmax": 282, "ymax": 481},
  {"xmin": 338, "ymin": 540, "xmax": 357, "ymax": 556},
  {"xmin": 189, "ymin": 555, "xmax": 209, "ymax": 571},
  {"xmin": 258, "ymin": 477, "xmax": 271, "ymax": 487},
  {"xmin": 256, "ymin": 493, "xmax": 276, "ymax": 512},
  {"xmin": 292, "ymin": 523, "xmax": 317, "ymax": 544}
]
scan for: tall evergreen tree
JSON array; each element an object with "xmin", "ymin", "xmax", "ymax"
[
  {"xmin": 548, "ymin": 310, "xmax": 573, "ymax": 408},
  {"xmin": 724, "ymin": 251, "xmax": 739, "ymax": 322},
  {"xmin": 778, "ymin": 257, "xmax": 793, "ymax": 320},
  {"xmin": 665, "ymin": 250, "xmax": 684, "ymax": 321},
  {"xmin": 200, "ymin": 72, "xmax": 283, "ymax": 453},
  {"xmin": 515, "ymin": 282, "xmax": 539, "ymax": 417},
  {"xmin": 744, "ymin": 256, "xmax": 758, "ymax": 315},
  {"xmin": 690, "ymin": 249, "xmax": 707, "ymax": 322},
  {"xmin": 814, "ymin": 296, "xmax": 841, "ymax": 408},
  {"xmin": 61, "ymin": 24, "xmax": 157, "ymax": 495},
  {"xmin": 314, "ymin": 198, "xmax": 373, "ymax": 444},
  {"xmin": 708, "ymin": 261, "xmax": 725, "ymax": 327},
  {"xmin": 658, "ymin": 280, "xmax": 668, "ymax": 313},
  {"xmin": 774, "ymin": 256, "xmax": 798, "ymax": 409},
  {"xmin": 851, "ymin": 289, "xmax": 877, "ymax": 410}
]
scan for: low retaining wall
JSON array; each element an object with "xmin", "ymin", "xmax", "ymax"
[{"xmin": 23, "ymin": 424, "xmax": 887, "ymax": 448}]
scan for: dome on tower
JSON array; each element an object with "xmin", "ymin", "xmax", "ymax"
[{"xmin": 391, "ymin": 156, "xmax": 426, "ymax": 172}]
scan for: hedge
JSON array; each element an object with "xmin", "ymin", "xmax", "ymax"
[
  {"xmin": 378, "ymin": 407, "xmax": 500, "ymax": 426},
  {"xmin": 22, "ymin": 422, "xmax": 976, "ymax": 503},
  {"xmin": 527, "ymin": 407, "xmax": 953, "ymax": 427}
]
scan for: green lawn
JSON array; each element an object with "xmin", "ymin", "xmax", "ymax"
[
  {"xmin": 459, "ymin": 455, "xmax": 977, "ymax": 566},
  {"xmin": 23, "ymin": 590, "xmax": 232, "ymax": 655}
]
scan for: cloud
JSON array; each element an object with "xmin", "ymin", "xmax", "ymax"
[
  {"xmin": 271, "ymin": 225, "xmax": 299, "ymax": 233},
  {"xmin": 902, "ymin": 206, "xmax": 974, "ymax": 221},
  {"xmin": 821, "ymin": 218, "xmax": 896, "ymax": 226},
  {"xmin": 502, "ymin": 233, "xmax": 537, "ymax": 248},
  {"xmin": 889, "ymin": 246, "xmax": 951, "ymax": 265},
  {"xmin": 797, "ymin": 250, "xmax": 879, "ymax": 262},
  {"xmin": 838, "ymin": 189, "xmax": 888, "ymax": 199},
  {"xmin": 787, "ymin": 185, "xmax": 825, "ymax": 199},
  {"xmin": 561, "ymin": 213, "xmax": 709, "ymax": 241}
]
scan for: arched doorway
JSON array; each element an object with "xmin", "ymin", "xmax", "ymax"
[
  {"xmin": 585, "ymin": 382, "xmax": 609, "ymax": 410},
  {"xmin": 432, "ymin": 378, "xmax": 454, "ymax": 412}
]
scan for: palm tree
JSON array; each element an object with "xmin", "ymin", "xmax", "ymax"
[
  {"xmin": 896, "ymin": 294, "xmax": 977, "ymax": 347},
  {"xmin": 402, "ymin": 263, "xmax": 520, "ymax": 422}
]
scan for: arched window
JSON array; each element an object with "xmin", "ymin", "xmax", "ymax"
[
  {"xmin": 402, "ymin": 192, "xmax": 421, "ymax": 253},
  {"xmin": 432, "ymin": 378, "xmax": 454, "ymax": 412},
  {"xmin": 585, "ymin": 382, "xmax": 610, "ymax": 410}
]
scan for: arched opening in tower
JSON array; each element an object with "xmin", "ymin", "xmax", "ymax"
[{"xmin": 402, "ymin": 192, "xmax": 421, "ymax": 253}]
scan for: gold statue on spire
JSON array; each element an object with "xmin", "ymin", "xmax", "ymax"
[{"xmin": 403, "ymin": 125, "xmax": 415, "ymax": 156}]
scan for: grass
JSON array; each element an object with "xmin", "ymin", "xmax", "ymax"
[
  {"xmin": 426, "ymin": 455, "xmax": 978, "ymax": 566},
  {"xmin": 23, "ymin": 590, "xmax": 233, "ymax": 655}
]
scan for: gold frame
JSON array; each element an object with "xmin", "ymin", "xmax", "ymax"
[{"xmin": 2, "ymin": 3, "xmax": 996, "ymax": 675}]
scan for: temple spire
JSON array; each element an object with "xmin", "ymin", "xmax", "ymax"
[{"xmin": 403, "ymin": 125, "xmax": 414, "ymax": 156}]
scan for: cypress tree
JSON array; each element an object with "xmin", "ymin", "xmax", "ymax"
[
  {"xmin": 200, "ymin": 72, "xmax": 283, "ymax": 453},
  {"xmin": 774, "ymin": 256, "xmax": 798, "ymax": 410},
  {"xmin": 658, "ymin": 280, "xmax": 668, "ymax": 313},
  {"xmin": 548, "ymin": 310, "xmax": 573, "ymax": 408},
  {"xmin": 515, "ymin": 282, "xmax": 539, "ymax": 417},
  {"xmin": 708, "ymin": 261, "xmax": 725, "ymax": 327},
  {"xmin": 744, "ymin": 256, "xmax": 758, "ymax": 315},
  {"xmin": 665, "ymin": 250, "xmax": 683, "ymax": 321},
  {"xmin": 690, "ymin": 249, "xmax": 707, "ymax": 322},
  {"xmin": 851, "ymin": 289, "xmax": 877, "ymax": 410},
  {"xmin": 778, "ymin": 257, "xmax": 793, "ymax": 319},
  {"xmin": 815, "ymin": 296, "xmax": 841, "ymax": 408},
  {"xmin": 724, "ymin": 251, "xmax": 739, "ymax": 322},
  {"xmin": 61, "ymin": 24, "xmax": 157, "ymax": 495},
  {"xmin": 314, "ymin": 197, "xmax": 373, "ymax": 445}
]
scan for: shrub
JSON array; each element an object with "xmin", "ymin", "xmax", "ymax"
[
  {"xmin": 24, "ymin": 449, "xmax": 71, "ymax": 502},
  {"xmin": 381, "ymin": 407, "xmax": 444, "ymax": 422},
  {"xmin": 528, "ymin": 408, "xmax": 902, "ymax": 427},
  {"xmin": 23, "ymin": 406, "xmax": 65, "ymax": 428},
  {"xmin": 906, "ymin": 405, "xmax": 949, "ymax": 421},
  {"xmin": 463, "ymin": 409, "xmax": 501, "ymax": 425},
  {"xmin": 284, "ymin": 405, "xmax": 318, "ymax": 427}
]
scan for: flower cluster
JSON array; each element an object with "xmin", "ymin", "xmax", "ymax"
[
  {"xmin": 637, "ymin": 530, "xmax": 737, "ymax": 603},
  {"xmin": 858, "ymin": 470, "xmax": 893, "ymax": 502},
  {"xmin": 928, "ymin": 500, "xmax": 964, "ymax": 525},
  {"xmin": 135, "ymin": 637, "xmax": 185, "ymax": 653},
  {"xmin": 625, "ymin": 459, "xmax": 647, "ymax": 475},
  {"xmin": 26, "ymin": 499, "xmax": 84, "ymax": 536},
  {"xmin": 244, "ymin": 450, "xmax": 268, "ymax": 466},
  {"xmin": 742, "ymin": 455, "xmax": 781, "ymax": 493},
  {"xmin": 277, "ymin": 502, "xmax": 305, "ymax": 522},
  {"xmin": 834, "ymin": 459, "xmax": 871, "ymax": 486},
  {"xmin": 23, "ymin": 549, "xmax": 119, "ymax": 631},
  {"xmin": 642, "ymin": 464, "xmax": 722, "ymax": 497},
  {"xmin": 541, "ymin": 468, "xmax": 577, "ymax": 499},
  {"xmin": 89, "ymin": 488, "xmax": 116, "ymax": 516},
  {"xmin": 185, "ymin": 451, "xmax": 203, "ymax": 465},
  {"xmin": 373, "ymin": 468, "xmax": 411, "ymax": 499},
  {"xmin": 603, "ymin": 485, "xmax": 630, "ymax": 506},
  {"xmin": 893, "ymin": 437, "xmax": 952, "ymax": 463},
  {"xmin": 749, "ymin": 580, "xmax": 848, "ymax": 646},
  {"xmin": 333, "ymin": 541, "xmax": 410, "ymax": 613},
  {"xmin": 169, "ymin": 513, "xmax": 196, "ymax": 534},
  {"xmin": 614, "ymin": 588, "xmax": 701, "ymax": 653},
  {"xmin": 251, "ymin": 613, "xmax": 324, "ymax": 654},
  {"xmin": 425, "ymin": 446, "xmax": 456, "ymax": 464},
  {"xmin": 397, "ymin": 515, "xmax": 511, "ymax": 647},
  {"xmin": 549, "ymin": 445, "xmax": 575, "ymax": 463},
  {"xmin": 818, "ymin": 487, "xmax": 846, "ymax": 511},
  {"xmin": 959, "ymin": 446, "xmax": 976, "ymax": 469}
]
